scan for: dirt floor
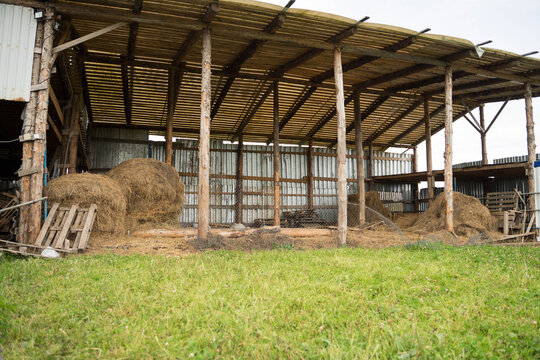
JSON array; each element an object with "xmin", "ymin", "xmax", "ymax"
[{"xmin": 84, "ymin": 223, "xmax": 492, "ymax": 256}]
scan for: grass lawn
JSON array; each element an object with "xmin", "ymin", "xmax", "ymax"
[{"xmin": 1, "ymin": 245, "xmax": 539, "ymax": 359}]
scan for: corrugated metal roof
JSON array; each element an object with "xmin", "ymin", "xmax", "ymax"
[{"xmin": 0, "ymin": 4, "xmax": 36, "ymax": 101}]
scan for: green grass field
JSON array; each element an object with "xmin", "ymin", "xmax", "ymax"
[{"xmin": 1, "ymin": 245, "xmax": 539, "ymax": 359}]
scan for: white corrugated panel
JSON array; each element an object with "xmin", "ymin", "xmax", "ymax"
[{"xmin": 0, "ymin": 4, "xmax": 36, "ymax": 101}]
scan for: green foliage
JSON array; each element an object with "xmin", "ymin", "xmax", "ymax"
[{"xmin": 0, "ymin": 247, "xmax": 539, "ymax": 359}]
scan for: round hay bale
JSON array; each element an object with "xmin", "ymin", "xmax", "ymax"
[
  {"xmin": 411, "ymin": 192, "xmax": 494, "ymax": 237},
  {"xmin": 348, "ymin": 191, "xmax": 392, "ymax": 226},
  {"xmin": 106, "ymin": 158, "xmax": 185, "ymax": 229},
  {"xmin": 44, "ymin": 173, "xmax": 126, "ymax": 234}
]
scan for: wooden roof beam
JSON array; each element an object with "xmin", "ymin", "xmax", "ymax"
[
  {"xmin": 122, "ymin": 0, "xmax": 143, "ymax": 126},
  {"xmin": 386, "ymin": 103, "xmax": 445, "ymax": 146},
  {"xmin": 231, "ymin": 19, "xmax": 366, "ymax": 139},
  {"xmin": 120, "ymin": 57, "xmax": 132, "ymax": 125},
  {"xmin": 272, "ymin": 29, "xmax": 428, "ymax": 142},
  {"xmin": 211, "ymin": 2, "xmax": 292, "ymax": 119},
  {"xmin": 365, "ymin": 98, "xmax": 424, "ymax": 144},
  {"xmin": 171, "ymin": 3, "xmax": 219, "ymax": 67},
  {"xmin": 413, "ymin": 107, "xmax": 472, "ymax": 146}
]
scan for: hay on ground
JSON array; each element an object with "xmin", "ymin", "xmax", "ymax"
[
  {"xmin": 107, "ymin": 158, "xmax": 185, "ymax": 229},
  {"xmin": 411, "ymin": 192, "xmax": 495, "ymax": 237},
  {"xmin": 348, "ymin": 191, "xmax": 392, "ymax": 226},
  {"xmin": 44, "ymin": 173, "xmax": 126, "ymax": 234}
]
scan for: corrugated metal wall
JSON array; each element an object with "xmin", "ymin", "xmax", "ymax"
[
  {"xmin": 89, "ymin": 127, "xmax": 413, "ymax": 224},
  {"xmin": 0, "ymin": 4, "xmax": 37, "ymax": 101}
]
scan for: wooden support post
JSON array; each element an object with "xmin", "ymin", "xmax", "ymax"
[
  {"xmin": 28, "ymin": 10, "xmax": 54, "ymax": 244},
  {"xmin": 444, "ymin": 65, "xmax": 454, "ymax": 233},
  {"xmin": 273, "ymin": 81, "xmax": 280, "ymax": 226},
  {"xmin": 307, "ymin": 139, "xmax": 314, "ymax": 210},
  {"xmin": 480, "ymin": 104, "xmax": 488, "ymax": 166},
  {"xmin": 525, "ymin": 82, "xmax": 536, "ymax": 211},
  {"xmin": 412, "ymin": 146, "xmax": 419, "ymax": 212},
  {"xmin": 368, "ymin": 144, "xmax": 374, "ymax": 191},
  {"xmin": 67, "ymin": 93, "xmax": 81, "ymax": 173},
  {"xmin": 424, "ymin": 97, "xmax": 434, "ymax": 207},
  {"xmin": 235, "ymin": 136, "xmax": 244, "ymax": 224},
  {"xmin": 20, "ymin": 21, "xmax": 44, "ymax": 244},
  {"xmin": 354, "ymin": 91, "xmax": 365, "ymax": 226},
  {"xmin": 166, "ymin": 68, "xmax": 175, "ymax": 164},
  {"xmin": 334, "ymin": 47, "xmax": 347, "ymax": 247},
  {"xmin": 198, "ymin": 28, "xmax": 211, "ymax": 242}
]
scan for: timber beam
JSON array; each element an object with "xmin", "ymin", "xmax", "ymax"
[{"xmin": 211, "ymin": 2, "xmax": 292, "ymax": 120}]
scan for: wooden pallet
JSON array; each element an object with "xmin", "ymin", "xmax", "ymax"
[{"xmin": 34, "ymin": 203, "xmax": 97, "ymax": 252}]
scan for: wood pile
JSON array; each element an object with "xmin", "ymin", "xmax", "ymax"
[
  {"xmin": 253, "ymin": 209, "xmax": 328, "ymax": 228},
  {"xmin": 0, "ymin": 202, "xmax": 97, "ymax": 257},
  {"xmin": 0, "ymin": 193, "xmax": 18, "ymax": 237}
]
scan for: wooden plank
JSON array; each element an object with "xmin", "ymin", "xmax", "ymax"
[
  {"xmin": 334, "ymin": 47, "xmax": 347, "ymax": 247},
  {"xmin": 72, "ymin": 209, "xmax": 87, "ymax": 249},
  {"xmin": 235, "ymin": 136, "xmax": 243, "ymax": 224},
  {"xmin": 53, "ymin": 22, "xmax": 128, "ymax": 53},
  {"xmin": 198, "ymin": 28, "xmax": 211, "ymax": 242},
  {"xmin": 34, "ymin": 203, "xmax": 59, "ymax": 246},
  {"xmin": 78, "ymin": 204, "xmax": 97, "ymax": 250},
  {"xmin": 44, "ymin": 208, "xmax": 65, "ymax": 247},
  {"xmin": 444, "ymin": 65, "xmax": 454, "ymax": 232},
  {"xmin": 52, "ymin": 205, "xmax": 78, "ymax": 249}
]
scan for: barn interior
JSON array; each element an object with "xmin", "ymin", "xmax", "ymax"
[{"xmin": 1, "ymin": 0, "xmax": 539, "ymax": 253}]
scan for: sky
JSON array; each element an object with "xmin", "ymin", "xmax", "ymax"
[{"xmin": 262, "ymin": 0, "xmax": 540, "ymax": 171}]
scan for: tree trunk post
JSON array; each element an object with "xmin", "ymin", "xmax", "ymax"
[
  {"xmin": 444, "ymin": 65, "xmax": 454, "ymax": 233},
  {"xmin": 166, "ymin": 68, "xmax": 176, "ymax": 164},
  {"xmin": 198, "ymin": 27, "xmax": 211, "ymax": 242},
  {"xmin": 272, "ymin": 81, "xmax": 280, "ymax": 226},
  {"xmin": 424, "ymin": 97, "xmax": 434, "ymax": 207},
  {"xmin": 334, "ymin": 46, "xmax": 347, "ymax": 247},
  {"xmin": 354, "ymin": 91, "xmax": 365, "ymax": 226},
  {"xmin": 235, "ymin": 136, "xmax": 244, "ymax": 224},
  {"xmin": 480, "ymin": 104, "xmax": 488, "ymax": 166},
  {"xmin": 307, "ymin": 139, "xmax": 314, "ymax": 210},
  {"xmin": 525, "ymin": 82, "xmax": 536, "ymax": 211}
]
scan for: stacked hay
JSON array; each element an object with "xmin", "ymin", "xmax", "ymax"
[
  {"xmin": 348, "ymin": 191, "xmax": 392, "ymax": 226},
  {"xmin": 107, "ymin": 158, "xmax": 185, "ymax": 229},
  {"xmin": 411, "ymin": 192, "xmax": 495, "ymax": 237},
  {"xmin": 44, "ymin": 173, "xmax": 126, "ymax": 233}
]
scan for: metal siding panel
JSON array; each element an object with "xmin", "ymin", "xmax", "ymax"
[{"xmin": 0, "ymin": 4, "xmax": 36, "ymax": 101}]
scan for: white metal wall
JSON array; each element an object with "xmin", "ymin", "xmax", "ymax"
[
  {"xmin": 0, "ymin": 4, "xmax": 37, "ymax": 101},
  {"xmin": 88, "ymin": 127, "xmax": 414, "ymax": 224}
]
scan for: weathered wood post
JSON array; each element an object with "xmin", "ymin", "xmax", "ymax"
[
  {"xmin": 20, "ymin": 9, "xmax": 55, "ymax": 244},
  {"xmin": 273, "ymin": 81, "xmax": 280, "ymax": 226},
  {"xmin": 479, "ymin": 104, "xmax": 488, "ymax": 166},
  {"xmin": 198, "ymin": 27, "xmax": 211, "ymax": 242},
  {"xmin": 235, "ymin": 136, "xmax": 244, "ymax": 224},
  {"xmin": 67, "ymin": 93, "xmax": 81, "ymax": 174},
  {"xmin": 165, "ymin": 68, "xmax": 175, "ymax": 164},
  {"xmin": 307, "ymin": 139, "xmax": 314, "ymax": 210},
  {"xmin": 334, "ymin": 46, "xmax": 347, "ymax": 246},
  {"xmin": 354, "ymin": 91, "xmax": 365, "ymax": 226},
  {"xmin": 368, "ymin": 144, "xmax": 374, "ymax": 191},
  {"xmin": 412, "ymin": 146, "xmax": 419, "ymax": 213},
  {"xmin": 444, "ymin": 65, "xmax": 454, "ymax": 233},
  {"xmin": 424, "ymin": 97, "xmax": 434, "ymax": 207},
  {"xmin": 525, "ymin": 82, "xmax": 536, "ymax": 211}
]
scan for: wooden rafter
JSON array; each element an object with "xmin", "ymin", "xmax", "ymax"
[
  {"xmin": 211, "ymin": 2, "xmax": 291, "ymax": 120},
  {"xmin": 171, "ymin": 3, "xmax": 219, "ymax": 67},
  {"xmin": 303, "ymin": 47, "xmax": 478, "ymax": 142},
  {"xmin": 387, "ymin": 103, "xmax": 445, "ymax": 145},
  {"xmin": 273, "ymin": 30, "xmax": 426, "ymax": 141},
  {"xmin": 365, "ymin": 98, "xmax": 423, "ymax": 144},
  {"xmin": 232, "ymin": 21, "xmax": 363, "ymax": 138}
]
